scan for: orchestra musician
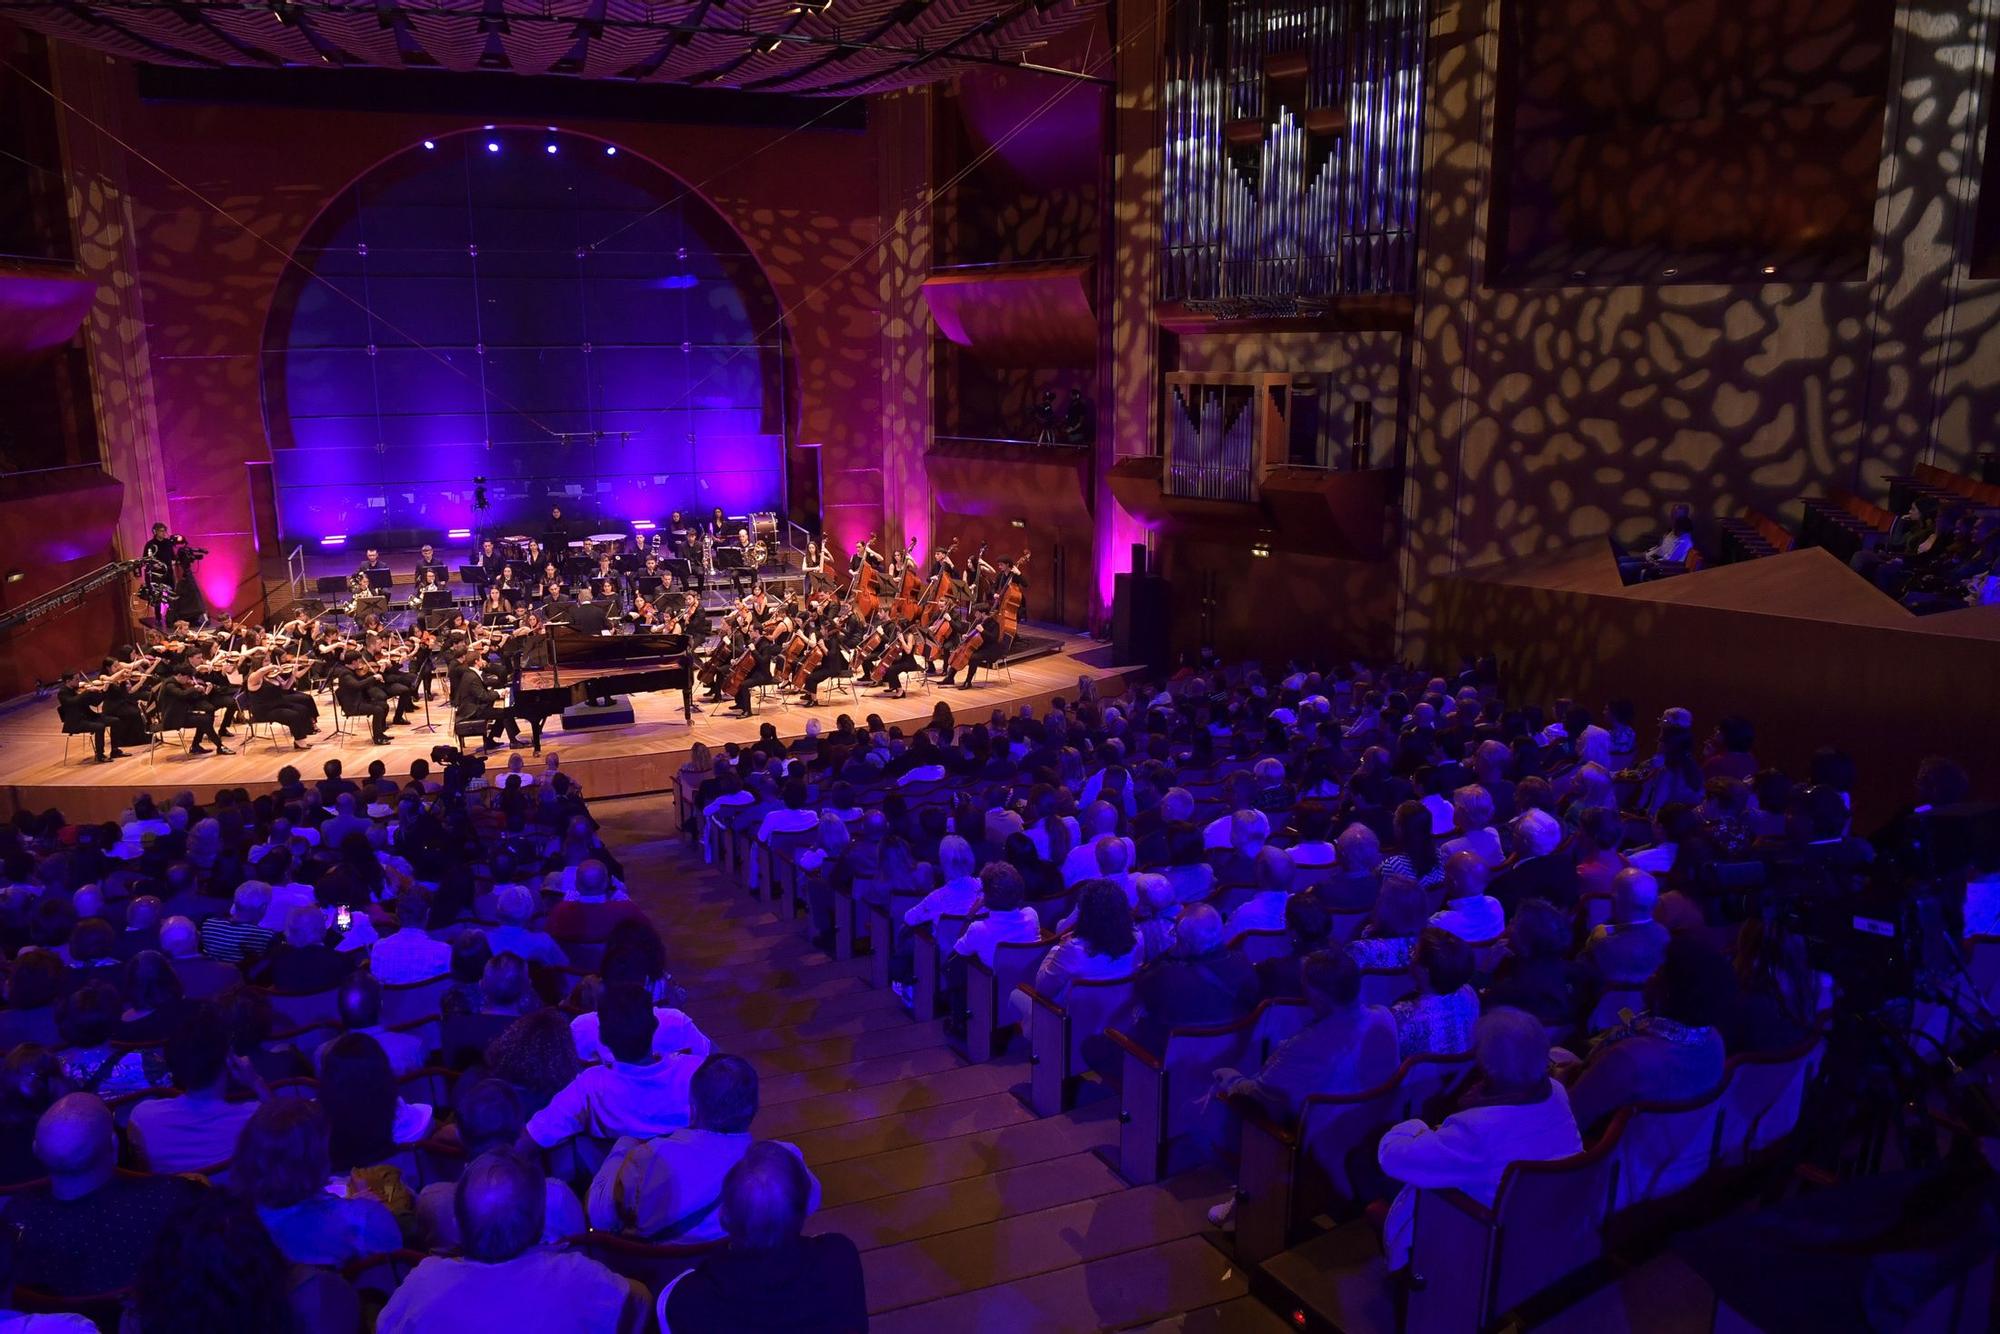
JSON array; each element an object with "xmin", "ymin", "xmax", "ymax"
[
  {"xmin": 479, "ymin": 585, "xmax": 514, "ymax": 625},
  {"xmin": 415, "ymin": 543, "xmax": 450, "ymax": 585},
  {"xmin": 359, "ymin": 547, "xmax": 389, "ymax": 575},
  {"xmin": 332, "ymin": 650, "xmax": 397, "ymax": 745},
  {"xmin": 471, "ymin": 537, "xmax": 501, "ymax": 571},
  {"xmin": 242, "ymin": 651, "xmax": 315, "ymax": 748},
  {"xmin": 57, "ymin": 672, "xmax": 123, "ymax": 762},
  {"xmin": 156, "ymin": 663, "xmax": 232, "ymax": 755},
  {"xmin": 533, "ymin": 563, "xmax": 566, "ymax": 603}
]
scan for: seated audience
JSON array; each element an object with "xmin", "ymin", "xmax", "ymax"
[
  {"xmin": 0, "ymin": 1047, "xmax": 62, "ymax": 1188},
  {"xmin": 1439, "ymin": 786, "xmax": 1504, "ymax": 868},
  {"xmin": 1347, "ymin": 877, "xmax": 1429, "ymax": 971},
  {"xmin": 159, "ymin": 915, "xmax": 242, "ymax": 1000},
  {"xmin": 658, "ymin": 1141, "xmax": 867, "ymax": 1334},
  {"xmin": 951, "ymin": 862, "xmax": 1043, "ymax": 968},
  {"xmin": 1390, "ymin": 928, "xmax": 1480, "ymax": 1058},
  {"xmin": 1578, "ymin": 868, "xmax": 1671, "ymax": 984},
  {"xmin": 1480, "ymin": 899, "xmax": 1579, "ymax": 1029},
  {"xmin": 198, "ymin": 882, "xmax": 280, "ymax": 965},
  {"xmin": 2, "ymin": 1094, "xmax": 201, "ymax": 1296},
  {"xmin": 132, "ymin": 1189, "xmax": 356, "ymax": 1334},
  {"xmin": 1256, "ymin": 893, "xmax": 1334, "ymax": 1000},
  {"xmin": 1490, "ymin": 808, "xmax": 1576, "ymax": 910},
  {"xmin": 253, "ymin": 906, "xmax": 357, "ymax": 993},
  {"xmin": 1214, "ymin": 950, "xmax": 1398, "ymax": 1124},
  {"xmin": 1309, "ymin": 824, "xmax": 1385, "ymax": 912},
  {"xmin": 528, "ymin": 984, "xmax": 707, "ymax": 1147},
  {"xmin": 1566, "ymin": 938, "xmax": 1733, "ymax": 1133},
  {"xmin": 234, "ymin": 1098, "xmax": 399, "ymax": 1267},
  {"xmin": 127, "ymin": 1005, "xmax": 263, "ymax": 1173},
  {"xmin": 1132, "ymin": 905, "xmax": 1261, "ymax": 1047},
  {"xmin": 366, "ymin": 883, "xmax": 453, "ymax": 984},
  {"xmin": 1011, "ymin": 880, "xmax": 1142, "ymax": 1023},
  {"xmin": 314, "ymin": 974, "xmax": 424, "ymax": 1077},
  {"xmin": 380, "ymin": 1152, "xmax": 646, "ymax": 1333},
  {"xmin": 1377, "ymin": 1008, "xmax": 1582, "ymax": 1269},
  {"xmin": 1428, "ymin": 851, "xmax": 1504, "ymax": 942},
  {"xmin": 56, "ymin": 980, "xmax": 168, "ymax": 1094},
  {"xmin": 0, "ymin": 952, "xmax": 64, "ymax": 1050},
  {"xmin": 319, "ymin": 1031, "xmax": 432, "ymax": 1173},
  {"xmin": 416, "ymin": 1079, "xmax": 583, "ymax": 1250},
  {"xmin": 588, "ymin": 1054, "xmax": 819, "ymax": 1245},
  {"xmin": 545, "ymin": 860, "xmax": 646, "ymax": 944},
  {"xmin": 484, "ymin": 884, "xmax": 567, "ymax": 968}
]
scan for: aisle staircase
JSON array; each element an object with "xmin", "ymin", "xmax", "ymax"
[{"xmin": 599, "ymin": 798, "xmax": 1290, "ymax": 1333}]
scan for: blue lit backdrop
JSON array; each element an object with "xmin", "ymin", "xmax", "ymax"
[{"xmin": 261, "ymin": 128, "xmax": 790, "ymax": 545}]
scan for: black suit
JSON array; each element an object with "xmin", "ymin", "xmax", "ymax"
[
  {"xmin": 454, "ymin": 668, "xmax": 519, "ymax": 743},
  {"xmin": 57, "ymin": 686, "xmax": 114, "ymax": 759}
]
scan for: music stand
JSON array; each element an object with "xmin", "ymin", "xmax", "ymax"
[
  {"xmin": 457, "ymin": 564, "xmax": 484, "ymax": 586},
  {"xmin": 636, "ymin": 575, "xmax": 665, "ymax": 597},
  {"xmin": 364, "ymin": 569, "xmax": 392, "ymax": 594},
  {"xmin": 421, "ymin": 590, "xmax": 454, "ymax": 613}
]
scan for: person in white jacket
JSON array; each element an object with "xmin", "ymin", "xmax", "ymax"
[{"xmin": 1376, "ymin": 1007, "xmax": 1583, "ymax": 1269}]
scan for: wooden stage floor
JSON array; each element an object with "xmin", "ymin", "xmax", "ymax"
[{"xmin": 0, "ymin": 630, "xmax": 1138, "ymax": 822}]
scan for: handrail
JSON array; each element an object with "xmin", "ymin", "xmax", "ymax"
[
  {"xmin": 0, "ymin": 559, "xmax": 141, "ymax": 636},
  {"xmin": 287, "ymin": 544, "xmax": 306, "ymax": 602}
]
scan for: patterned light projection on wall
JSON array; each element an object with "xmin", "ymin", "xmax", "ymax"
[
  {"xmin": 1161, "ymin": 0, "xmax": 1428, "ymax": 308},
  {"xmin": 261, "ymin": 129, "xmax": 789, "ymax": 542}
]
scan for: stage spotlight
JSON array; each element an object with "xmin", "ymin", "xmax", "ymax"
[
  {"xmin": 486, "ymin": 141, "xmax": 501, "ymax": 153},
  {"xmin": 1250, "ymin": 541, "xmax": 1271, "ymax": 559},
  {"xmin": 545, "ymin": 143, "xmax": 559, "ymax": 154},
  {"xmin": 421, "ymin": 139, "xmax": 436, "ymax": 150},
  {"xmin": 447, "ymin": 527, "xmax": 472, "ymax": 539},
  {"xmin": 1010, "ymin": 519, "xmax": 1027, "ymax": 529},
  {"xmin": 605, "ymin": 145, "xmax": 618, "ymax": 156},
  {"xmin": 321, "ymin": 534, "xmax": 347, "ymax": 547},
  {"xmin": 1763, "ymin": 265, "xmax": 1778, "ymax": 275},
  {"xmin": 4, "ymin": 570, "xmax": 23, "ymax": 584}
]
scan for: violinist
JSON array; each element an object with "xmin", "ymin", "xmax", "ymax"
[
  {"xmin": 243, "ymin": 651, "xmax": 315, "ymax": 748},
  {"xmin": 157, "ymin": 663, "xmax": 232, "ymax": 755},
  {"xmin": 332, "ymin": 650, "xmax": 395, "ymax": 745},
  {"xmin": 187, "ymin": 648, "xmax": 242, "ymax": 736},
  {"xmin": 56, "ymin": 672, "xmax": 123, "ymax": 762},
  {"xmin": 88, "ymin": 655, "xmax": 154, "ymax": 748}
]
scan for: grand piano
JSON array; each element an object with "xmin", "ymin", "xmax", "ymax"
[{"xmin": 508, "ymin": 626, "xmax": 693, "ymax": 752}]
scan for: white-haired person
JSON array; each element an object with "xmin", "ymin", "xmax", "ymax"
[
  {"xmin": 1311, "ymin": 823, "xmax": 1385, "ymax": 913},
  {"xmin": 1439, "ymin": 785, "xmax": 1504, "ymax": 869},
  {"xmin": 1059, "ymin": 801, "xmax": 1129, "ymax": 887},
  {"xmin": 485, "ymin": 883, "xmax": 568, "ymax": 967},
  {"xmin": 158, "ymin": 914, "xmax": 240, "ymax": 1000},
  {"xmin": 1578, "ymin": 868, "xmax": 1670, "ymax": 985},
  {"xmin": 1428, "ymin": 851, "xmax": 1504, "ymax": 943},
  {"xmin": 1220, "ymin": 847, "xmax": 1297, "ymax": 939},
  {"xmin": 197, "ymin": 881, "xmax": 279, "ymax": 965},
  {"xmin": 1132, "ymin": 904, "xmax": 1260, "ymax": 1049},
  {"xmin": 1376, "ymin": 1007, "xmax": 1582, "ymax": 1269}
]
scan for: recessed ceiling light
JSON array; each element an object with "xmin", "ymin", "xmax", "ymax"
[
  {"xmin": 421, "ymin": 139, "xmax": 435, "ymax": 149},
  {"xmin": 487, "ymin": 141, "xmax": 501, "ymax": 153}
]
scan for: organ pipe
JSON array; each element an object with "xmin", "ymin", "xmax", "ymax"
[{"xmin": 1161, "ymin": 0, "xmax": 1428, "ymax": 305}]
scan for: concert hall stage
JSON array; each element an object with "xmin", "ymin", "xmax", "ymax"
[{"xmin": 0, "ymin": 628, "xmax": 1138, "ymax": 824}]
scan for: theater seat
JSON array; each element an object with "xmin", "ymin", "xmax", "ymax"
[
  {"xmin": 1109, "ymin": 998, "xmax": 1306, "ymax": 1184},
  {"xmin": 1023, "ymin": 974, "xmax": 1138, "ymax": 1116},
  {"xmin": 962, "ymin": 937, "xmax": 1055, "ymax": 1062}
]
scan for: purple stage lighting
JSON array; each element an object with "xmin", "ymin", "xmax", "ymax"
[{"xmin": 320, "ymin": 534, "xmax": 347, "ymax": 547}]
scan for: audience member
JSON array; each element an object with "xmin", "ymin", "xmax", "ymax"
[
  {"xmin": 234, "ymin": 1098, "xmax": 400, "ymax": 1267},
  {"xmin": 1391, "ymin": 928, "xmax": 1479, "ymax": 1058},
  {"xmin": 127, "ymin": 1005, "xmax": 263, "ymax": 1173},
  {"xmin": 416, "ymin": 1080, "xmax": 582, "ymax": 1250},
  {"xmin": 527, "ymin": 984, "xmax": 707, "ymax": 1147},
  {"xmin": 657, "ymin": 1141, "xmax": 867, "ymax": 1334}
]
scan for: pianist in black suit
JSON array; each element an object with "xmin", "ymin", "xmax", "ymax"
[{"xmin": 453, "ymin": 650, "xmax": 522, "ymax": 747}]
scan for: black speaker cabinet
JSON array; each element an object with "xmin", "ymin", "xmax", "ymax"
[{"xmin": 1111, "ymin": 572, "xmax": 1172, "ymax": 672}]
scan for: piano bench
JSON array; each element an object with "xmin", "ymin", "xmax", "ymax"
[{"xmin": 453, "ymin": 719, "xmax": 488, "ymax": 744}]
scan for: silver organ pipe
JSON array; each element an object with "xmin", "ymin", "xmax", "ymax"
[{"xmin": 1161, "ymin": 0, "xmax": 1427, "ymax": 304}]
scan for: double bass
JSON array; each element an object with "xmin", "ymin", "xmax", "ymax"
[
  {"xmin": 919, "ymin": 540, "xmax": 964, "ymax": 622},
  {"xmin": 851, "ymin": 534, "xmax": 884, "ymax": 621},
  {"xmin": 996, "ymin": 550, "xmax": 1030, "ymax": 640},
  {"xmin": 888, "ymin": 540, "xmax": 924, "ymax": 621}
]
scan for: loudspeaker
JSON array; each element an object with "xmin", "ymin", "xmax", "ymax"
[{"xmin": 1111, "ymin": 571, "xmax": 1172, "ymax": 672}]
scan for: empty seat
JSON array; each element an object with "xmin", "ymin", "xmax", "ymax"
[{"xmin": 1023, "ymin": 974, "xmax": 1139, "ymax": 1116}]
